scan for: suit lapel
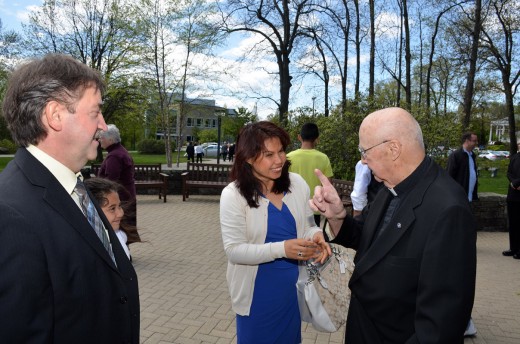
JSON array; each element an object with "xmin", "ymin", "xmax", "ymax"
[
  {"xmin": 350, "ymin": 160, "xmax": 437, "ymax": 284},
  {"xmin": 355, "ymin": 189, "xmax": 393, "ymax": 256},
  {"xmin": 16, "ymin": 149, "xmax": 120, "ymax": 272}
]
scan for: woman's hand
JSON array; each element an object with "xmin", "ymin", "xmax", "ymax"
[
  {"xmin": 312, "ymin": 232, "xmax": 332, "ymax": 264},
  {"xmin": 284, "ymin": 238, "xmax": 325, "ymax": 261}
]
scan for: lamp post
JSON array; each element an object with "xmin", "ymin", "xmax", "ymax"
[
  {"xmin": 216, "ymin": 109, "xmax": 225, "ymax": 165},
  {"xmin": 312, "ymin": 96, "xmax": 316, "ymax": 116}
]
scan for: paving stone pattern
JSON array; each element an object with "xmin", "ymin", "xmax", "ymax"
[{"xmin": 132, "ymin": 195, "xmax": 520, "ymax": 344}]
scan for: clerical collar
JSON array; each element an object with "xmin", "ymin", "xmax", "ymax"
[{"xmin": 387, "ymin": 156, "xmax": 430, "ymax": 197}]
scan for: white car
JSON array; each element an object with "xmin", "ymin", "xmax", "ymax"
[
  {"xmin": 201, "ymin": 142, "xmax": 217, "ymax": 149},
  {"xmin": 203, "ymin": 144, "xmax": 221, "ymax": 157},
  {"xmin": 479, "ymin": 150, "xmax": 508, "ymax": 161}
]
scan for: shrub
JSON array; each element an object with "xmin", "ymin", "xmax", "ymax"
[
  {"xmin": 487, "ymin": 144, "xmax": 507, "ymax": 151},
  {"xmin": 137, "ymin": 139, "xmax": 165, "ymax": 154},
  {"xmin": 0, "ymin": 139, "xmax": 17, "ymax": 154}
]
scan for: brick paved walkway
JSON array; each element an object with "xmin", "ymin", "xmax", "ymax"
[{"xmin": 133, "ymin": 195, "xmax": 520, "ymax": 344}]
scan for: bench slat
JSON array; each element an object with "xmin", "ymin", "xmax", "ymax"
[
  {"xmin": 91, "ymin": 163, "xmax": 169, "ymax": 203},
  {"xmin": 182, "ymin": 162, "xmax": 231, "ymax": 201}
]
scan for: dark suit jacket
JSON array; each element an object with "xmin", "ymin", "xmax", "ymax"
[
  {"xmin": 446, "ymin": 148, "xmax": 478, "ymax": 201},
  {"xmin": 507, "ymin": 152, "xmax": 520, "ymax": 202},
  {"xmin": 333, "ymin": 158, "xmax": 476, "ymax": 343},
  {"xmin": 0, "ymin": 148, "xmax": 140, "ymax": 343}
]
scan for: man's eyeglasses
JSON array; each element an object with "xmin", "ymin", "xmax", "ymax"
[{"xmin": 358, "ymin": 140, "xmax": 389, "ymax": 159}]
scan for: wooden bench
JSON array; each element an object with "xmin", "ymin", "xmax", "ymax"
[
  {"xmin": 182, "ymin": 162, "xmax": 231, "ymax": 201},
  {"xmin": 91, "ymin": 163, "xmax": 170, "ymax": 203},
  {"xmin": 331, "ymin": 178, "xmax": 354, "ymax": 215}
]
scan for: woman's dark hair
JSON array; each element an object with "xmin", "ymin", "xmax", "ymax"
[
  {"xmin": 230, "ymin": 121, "xmax": 291, "ymax": 208},
  {"xmin": 84, "ymin": 177, "xmax": 141, "ymax": 244}
]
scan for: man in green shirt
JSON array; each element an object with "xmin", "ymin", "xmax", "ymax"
[{"xmin": 288, "ymin": 123, "xmax": 333, "ymax": 226}]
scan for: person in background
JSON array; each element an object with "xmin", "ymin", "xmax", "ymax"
[
  {"xmin": 85, "ymin": 177, "xmax": 142, "ymax": 260},
  {"xmin": 220, "ymin": 121, "xmax": 330, "ymax": 344},
  {"xmin": 447, "ymin": 132, "xmax": 479, "ymax": 202},
  {"xmin": 221, "ymin": 142, "xmax": 228, "ymax": 162},
  {"xmin": 0, "ymin": 53, "xmax": 139, "ymax": 342},
  {"xmin": 228, "ymin": 143, "xmax": 235, "ymax": 162},
  {"xmin": 186, "ymin": 141, "xmax": 195, "ymax": 163},
  {"xmin": 446, "ymin": 131, "xmax": 479, "ymax": 336},
  {"xmin": 194, "ymin": 142, "xmax": 203, "ymax": 163},
  {"xmin": 98, "ymin": 124, "xmax": 138, "ymax": 228},
  {"xmin": 310, "ymin": 107, "xmax": 476, "ymax": 343},
  {"xmin": 504, "ymin": 142, "xmax": 520, "ymax": 260},
  {"xmin": 351, "ymin": 160, "xmax": 384, "ymax": 217},
  {"xmin": 287, "ymin": 122, "xmax": 333, "ymax": 227}
]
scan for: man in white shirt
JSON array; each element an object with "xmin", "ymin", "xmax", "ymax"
[{"xmin": 351, "ymin": 160, "xmax": 384, "ymax": 216}]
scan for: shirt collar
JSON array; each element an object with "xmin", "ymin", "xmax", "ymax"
[
  {"xmin": 106, "ymin": 142, "xmax": 120, "ymax": 152},
  {"xmin": 26, "ymin": 144, "xmax": 79, "ymax": 195},
  {"xmin": 388, "ymin": 156, "xmax": 430, "ymax": 197}
]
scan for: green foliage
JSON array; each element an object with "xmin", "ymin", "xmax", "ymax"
[
  {"xmin": 285, "ymin": 104, "xmax": 365, "ymax": 179},
  {"xmin": 221, "ymin": 107, "xmax": 258, "ymax": 142},
  {"xmin": 0, "ymin": 116, "xmax": 10, "ymax": 141},
  {"xmin": 487, "ymin": 144, "xmax": 507, "ymax": 151},
  {"xmin": 0, "ymin": 65, "xmax": 10, "ymax": 140},
  {"xmin": 0, "ymin": 138, "xmax": 16, "ymax": 153},
  {"xmin": 197, "ymin": 129, "xmax": 218, "ymax": 144},
  {"xmin": 137, "ymin": 139, "xmax": 165, "ymax": 154},
  {"xmin": 190, "ymin": 127, "xmax": 201, "ymax": 142},
  {"xmin": 414, "ymin": 110, "xmax": 461, "ymax": 152}
]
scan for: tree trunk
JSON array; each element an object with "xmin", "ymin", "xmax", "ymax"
[
  {"xmin": 369, "ymin": 0, "xmax": 375, "ymax": 103},
  {"xmin": 403, "ymin": 0, "xmax": 412, "ymax": 110},
  {"xmin": 278, "ymin": 53, "xmax": 291, "ymax": 126},
  {"xmin": 354, "ymin": 0, "xmax": 361, "ymax": 100},
  {"xmin": 463, "ymin": 0, "xmax": 482, "ymax": 130},
  {"xmin": 504, "ymin": 83, "xmax": 517, "ymax": 155}
]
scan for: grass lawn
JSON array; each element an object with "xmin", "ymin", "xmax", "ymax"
[
  {"xmin": 477, "ymin": 160, "xmax": 509, "ymax": 195},
  {"xmin": 0, "ymin": 153, "xmax": 510, "ymax": 195},
  {"xmin": 0, "ymin": 157, "xmax": 12, "ymax": 171}
]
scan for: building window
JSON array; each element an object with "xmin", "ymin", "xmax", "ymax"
[
  {"xmin": 211, "ymin": 119, "xmax": 217, "ymax": 128},
  {"xmin": 205, "ymin": 119, "xmax": 211, "ymax": 128},
  {"xmin": 187, "ymin": 118, "xmax": 193, "ymax": 127},
  {"xmin": 196, "ymin": 118, "xmax": 203, "ymax": 127}
]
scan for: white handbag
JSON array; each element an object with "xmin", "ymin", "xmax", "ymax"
[{"xmin": 297, "ymin": 243, "xmax": 355, "ymax": 332}]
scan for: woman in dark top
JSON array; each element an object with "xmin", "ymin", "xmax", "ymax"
[{"xmin": 98, "ymin": 124, "xmax": 138, "ymax": 229}]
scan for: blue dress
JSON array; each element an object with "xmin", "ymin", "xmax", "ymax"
[{"xmin": 236, "ymin": 202, "xmax": 301, "ymax": 344}]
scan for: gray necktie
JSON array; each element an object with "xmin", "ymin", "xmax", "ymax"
[{"xmin": 75, "ymin": 178, "xmax": 117, "ymax": 265}]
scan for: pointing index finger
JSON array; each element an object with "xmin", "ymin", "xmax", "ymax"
[{"xmin": 314, "ymin": 168, "xmax": 332, "ymax": 187}]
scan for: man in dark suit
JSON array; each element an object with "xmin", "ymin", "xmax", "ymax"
[
  {"xmin": 447, "ymin": 132, "xmax": 479, "ymax": 202},
  {"xmin": 504, "ymin": 143, "xmax": 520, "ymax": 259},
  {"xmin": 446, "ymin": 131, "xmax": 479, "ymax": 336},
  {"xmin": 0, "ymin": 54, "xmax": 140, "ymax": 342},
  {"xmin": 310, "ymin": 107, "xmax": 476, "ymax": 343}
]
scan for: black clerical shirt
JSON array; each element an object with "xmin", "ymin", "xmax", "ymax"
[{"xmin": 371, "ymin": 157, "xmax": 431, "ymax": 244}]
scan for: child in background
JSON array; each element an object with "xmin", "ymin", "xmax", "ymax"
[{"xmin": 84, "ymin": 178, "xmax": 141, "ymax": 260}]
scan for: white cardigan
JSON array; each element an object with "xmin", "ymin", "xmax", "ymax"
[{"xmin": 219, "ymin": 172, "xmax": 322, "ymax": 315}]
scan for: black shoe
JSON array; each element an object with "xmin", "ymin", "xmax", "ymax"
[
  {"xmin": 513, "ymin": 253, "xmax": 520, "ymax": 260},
  {"xmin": 503, "ymin": 250, "xmax": 516, "ymax": 256}
]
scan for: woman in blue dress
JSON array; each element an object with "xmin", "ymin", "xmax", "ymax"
[{"xmin": 220, "ymin": 121, "xmax": 331, "ymax": 343}]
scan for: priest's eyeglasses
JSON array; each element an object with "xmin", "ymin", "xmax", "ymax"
[{"xmin": 358, "ymin": 140, "xmax": 389, "ymax": 159}]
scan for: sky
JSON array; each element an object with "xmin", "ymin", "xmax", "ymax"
[
  {"xmin": 0, "ymin": 0, "xmax": 329, "ymax": 120},
  {"xmin": 0, "ymin": 0, "xmax": 39, "ymax": 31},
  {"xmin": 0, "ymin": 0, "xmax": 296, "ymax": 119}
]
